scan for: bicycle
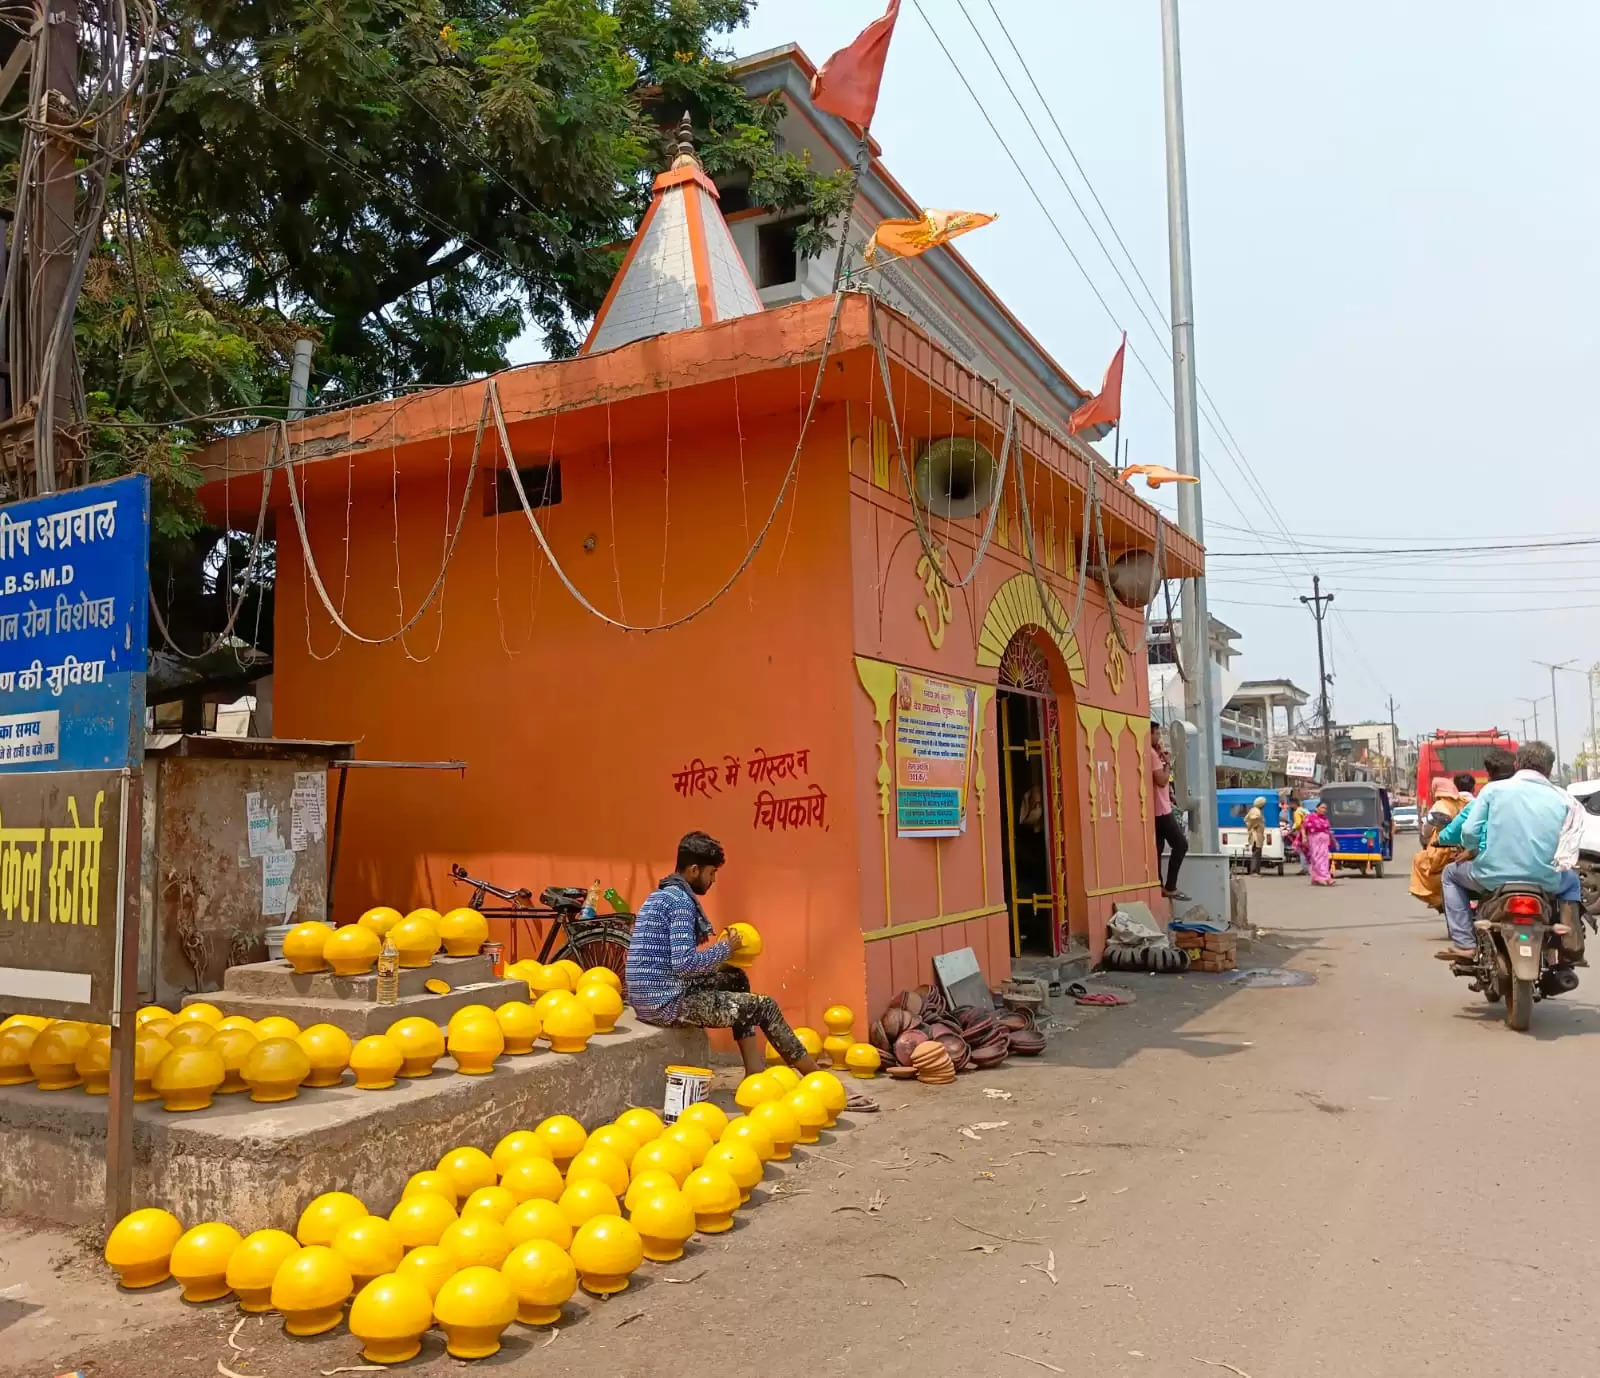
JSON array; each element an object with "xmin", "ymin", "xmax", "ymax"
[{"xmin": 449, "ymin": 864, "xmax": 634, "ymax": 986}]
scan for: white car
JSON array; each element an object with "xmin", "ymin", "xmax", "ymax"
[
  {"xmin": 1566, "ymin": 780, "xmax": 1600, "ymax": 911},
  {"xmin": 1392, "ymin": 804, "xmax": 1419, "ymax": 833}
]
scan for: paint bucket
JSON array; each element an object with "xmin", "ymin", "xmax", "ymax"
[
  {"xmin": 662, "ymin": 1064, "xmax": 713, "ymax": 1123},
  {"xmin": 482, "ymin": 941, "xmax": 504, "ymax": 978},
  {"xmin": 264, "ymin": 924, "xmax": 296, "ymax": 963}
]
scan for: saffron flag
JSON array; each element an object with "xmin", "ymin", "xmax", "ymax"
[
  {"xmin": 863, "ymin": 209, "xmax": 997, "ymax": 265},
  {"xmin": 811, "ymin": 0, "xmax": 902, "ymax": 130},
  {"xmin": 1067, "ymin": 334, "xmax": 1127, "ymax": 436},
  {"xmin": 1119, "ymin": 464, "xmax": 1199, "ymax": 490}
]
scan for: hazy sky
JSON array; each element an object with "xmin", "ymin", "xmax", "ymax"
[{"xmin": 705, "ymin": 0, "xmax": 1600, "ymax": 762}]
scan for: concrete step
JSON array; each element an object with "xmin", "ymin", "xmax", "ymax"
[
  {"xmin": 220, "ymin": 952, "xmax": 498, "ymax": 1001},
  {"xmin": 188, "ymin": 974, "xmax": 532, "ymax": 1038}
]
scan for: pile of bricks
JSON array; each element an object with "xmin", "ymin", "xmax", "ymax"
[{"xmin": 1173, "ymin": 928, "xmax": 1238, "ymax": 972}]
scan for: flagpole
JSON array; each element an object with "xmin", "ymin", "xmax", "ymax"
[
  {"xmin": 831, "ymin": 136, "xmax": 871, "ymax": 291},
  {"xmin": 1160, "ymin": 0, "xmax": 1218, "ymax": 848}
]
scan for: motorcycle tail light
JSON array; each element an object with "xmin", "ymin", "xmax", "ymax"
[{"xmin": 1506, "ymin": 895, "xmax": 1543, "ymax": 917}]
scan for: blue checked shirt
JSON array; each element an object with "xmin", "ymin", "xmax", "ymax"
[{"xmin": 625, "ymin": 876, "xmax": 733, "ymax": 1021}]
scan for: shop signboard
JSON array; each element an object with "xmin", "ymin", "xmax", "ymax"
[
  {"xmin": 894, "ymin": 670, "xmax": 976, "ymax": 838},
  {"xmin": 1286, "ymin": 750, "xmax": 1318, "ymax": 782}
]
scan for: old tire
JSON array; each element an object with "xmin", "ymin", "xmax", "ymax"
[
  {"xmin": 1374, "ymin": 861, "xmax": 1385, "ymax": 879},
  {"xmin": 1505, "ymin": 977, "xmax": 1534, "ymax": 1032}
]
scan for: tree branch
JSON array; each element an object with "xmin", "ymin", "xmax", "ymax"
[{"xmin": 364, "ymin": 240, "xmax": 477, "ymax": 316}]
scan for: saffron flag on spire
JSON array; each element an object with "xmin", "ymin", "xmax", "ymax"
[
  {"xmin": 811, "ymin": 0, "xmax": 902, "ymax": 130},
  {"xmin": 1067, "ymin": 334, "xmax": 1127, "ymax": 436},
  {"xmin": 863, "ymin": 209, "xmax": 996, "ymax": 265}
]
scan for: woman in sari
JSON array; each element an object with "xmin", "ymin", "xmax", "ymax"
[
  {"xmin": 1410, "ymin": 777, "xmax": 1469, "ymax": 910},
  {"xmin": 1299, "ymin": 800, "xmax": 1336, "ymax": 886}
]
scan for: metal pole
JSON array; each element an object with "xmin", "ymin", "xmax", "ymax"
[
  {"xmin": 288, "ymin": 339, "xmax": 314, "ymax": 421},
  {"xmin": 1387, "ymin": 694, "xmax": 1400, "ymax": 790},
  {"xmin": 105, "ymin": 766, "xmax": 141, "ymax": 1236},
  {"xmin": 829, "ymin": 137, "xmax": 871, "ymax": 292},
  {"xmin": 1301, "ymin": 575, "xmax": 1335, "ymax": 778},
  {"xmin": 1519, "ymin": 696, "xmax": 1543, "ymax": 743},
  {"xmin": 1534, "ymin": 659, "xmax": 1576, "ymax": 781},
  {"xmin": 1159, "ymin": 0, "xmax": 1216, "ymax": 842},
  {"xmin": 1588, "ymin": 664, "xmax": 1599, "ymax": 780}
]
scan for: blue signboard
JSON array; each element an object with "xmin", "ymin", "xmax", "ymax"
[{"xmin": 0, "ymin": 476, "xmax": 150, "ymax": 772}]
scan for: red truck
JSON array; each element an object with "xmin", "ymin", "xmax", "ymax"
[{"xmin": 1414, "ymin": 729, "xmax": 1519, "ymax": 801}]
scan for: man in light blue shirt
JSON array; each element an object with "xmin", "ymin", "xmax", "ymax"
[{"xmin": 1438, "ymin": 741, "xmax": 1583, "ymax": 959}]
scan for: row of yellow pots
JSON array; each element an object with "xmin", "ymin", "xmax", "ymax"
[{"xmin": 280, "ymin": 906, "xmax": 491, "ymax": 976}]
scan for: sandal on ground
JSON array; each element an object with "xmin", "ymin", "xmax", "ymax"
[{"xmin": 843, "ymin": 1090, "xmax": 880, "ymax": 1112}]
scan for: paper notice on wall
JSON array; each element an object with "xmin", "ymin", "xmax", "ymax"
[
  {"xmin": 246, "ymin": 791, "xmax": 283, "ymax": 857},
  {"xmin": 291, "ymin": 772, "xmax": 327, "ymax": 851},
  {"xmin": 262, "ymin": 850, "xmax": 295, "ymax": 916}
]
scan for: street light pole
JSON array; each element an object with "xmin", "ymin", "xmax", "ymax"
[
  {"xmin": 1534, "ymin": 658, "xmax": 1578, "ymax": 782},
  {"xmin": 1301, "ymin": 576, "xmax": 1336, "ymax": 779},
  {"xmin": 1159, "ymin": 0, "xmax": 1217, "ymax": 843},
  {"xmin": 1518, "ymin": 695, "xmax": 1546, "ymax": 744}
]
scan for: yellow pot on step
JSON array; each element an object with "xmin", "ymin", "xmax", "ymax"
[
  {"xmin": 348, "ymin": 1033, "xmax": 404, "ymax": 1090},
  {"xmin": 240, "ymin": 1036, "xmax": 310, "ymax": 1103},
  {"xmin": 104, "ymin": 1207, "xmax": 184, "ymax": 1289}
]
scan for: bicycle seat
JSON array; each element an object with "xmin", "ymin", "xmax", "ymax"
[{"xmin": 540, "ymin": 886, "xmax": 588, "ymax": 913}]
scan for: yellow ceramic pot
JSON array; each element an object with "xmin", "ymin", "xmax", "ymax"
[
  {"xmin": 388, "ymin": 1191, "xmax": 458, "ymax": 1250},
  {"xmin": 281, "ymin": 921, "xmax": 334, "ymax": 974},
  {"xmin": 331, "ymin": 1215, "xmax": 405, "ymax": 1289},
  {"xmin": 822, "ymin": 1004, "xmax": 855, "ymax": 1037},
  {"xmin": 446, "ymin": 1003, "xmax": 495, "ymax": 1036},
  {"xmin": 548, "ymin": 959, "xmax": 585, "ymax": 991},
  {"xmin": 241, "ymin": 1036, "xmax": 311, "ymax": 1103},
  {"xmin": 675, "ymin": 1100, "xmax": 729, "ymax": 1141},
  {"xmin": 0, "ymin": 1025, "xmax": 39, "ymax": 1085},
  {"xmin": 569, "ymin": 1214, "xmax": 644, "ymax": 1296},
  {"xmin": 349, "ymin": 1272, "xmax": 434, "ymax": 1365},
  {"xmin": 530, "ymin": 988, "xmax": 576, "ymax": 1022},
  {"xmin": 438, "ymin": 1216, "xmax": 513, "ymax": 1270},
  {"xmin": 226, "ymin": 1229, "xmax": 301, "ymax": 1312},
  {"xmin": 630, "ymin": 1138, "xmax": 694, "ymax": 1188},
  {"xmin": 405, "ymin": 905, "xmax": 444, "ymax": 928},
  {"xmin": 166, "ymin": 1021, "xmax": 216, "ymax": 1050},
  {"xmin": 460, "ymin": 1185, "xmax": 517, "ymax": 1224},
  {"xmin": 750, "ymin": 1100, "xmax": 802, "ymax": 1160},
  {"xmin": 134, "ymin": 1005, "xmax": 172, "ymax": 1029},
  {"xmin": 492, "ymin": 1001, "xmax": 541, "ymax": 1055},
  {"xmin": 768, "ymin": 1066, "xmax": 801, "ymax": 1091},
  {"xmin": 389, "ymin": 915, "xmax": 441, "ymax": 968},
  {"xmin": 76, "ymin": 1031, "xmax": 112, "ymax": 1095},
  {"xmin": 623, "ymin": 1168, "xmax": 681, "ymax": 1214},
  {"xmin": 575, "ymin": 981, "xmax": 624, "ymax": 1033},
  {"xmin": 31, "ymin": 1021, "xmax": 90, "ymax": 1089},
  {"xmin": 434, "ymin": 1266, "xmax": 517, "ymax": 1360},
  {"xmin": 402, "ymin": 1169, "xmax": 458, "ymax": 1206},
  {"xmin": 566, "ymin": 1145, "xmax": 629, "ymax": 1198},
  {"xmin": 447, "ymin": 1015, "xmax": 504, "ymax": 1075},
  {"xmin": 501, "ymin": 1237, "xmax": 576, "ymax": 1325},
  {"xmin": 681, "ymin": 1165, "xmax": 741, "ymax": 1234},
  {"xmin": 532, "ymin": 1113, "xmax": 587, "ymax": 1167},
  {"xmin": 153, "ymin": 1045, "xmax": 226, "ymax": 1112},
  {"xmin": 105, "ymin": 1207, "xmax": 185, "ymax": 1289},
  {"xmin": 798, "ymin": 1070, "xmax": 848, "ymax": 1125},
  {"xmin": 349, "ymin": 1034, "xmax": 404, "ymax": 1090},
  {"xmin": 295, "ymin": 1191, "xmax": 368, "ymax": 1248},
  {"xmin": 785, "ymin": 1089, "xmax": 828, "ymax": 1144},
  {"xmin": 843, "ymin": 1043, "xmax": 882, "ymax": 1079},
  {"xmin": 719, "ymin": 1114, "xmax": 777, "ymax": 1163},
  {"xmin": 297, "ymin": 1023, "xmax": 352, "ymax": 1088},
  {"xmin": 821, "ymin": 1033, "xmax": 852, "ymax": 1069},
  {"xmin": 725, "ymin": 921, "xmax": 762, "ymax": 968},
  {"xmin": 734, "ymin": 1071, "xmax": 783, "ymax": 1110},
  {"xmin": 437, "ymin": 906, "xmax": 489, "ymax": 957},
  {"xmin": 542, "ymin": 1000, "xmax": 595, "ymax": 1055},
  {"xmin": 175, "ymin": 1002, "xmax": 223, "ymax": 1027},
  {"xmin": 498, "ymin": 1156, "xmax": 564, "ymax": 1206},
  {"xmin": 793, "ymin": 1025, "xmax": 822, "ymax": 1056},
  {"xmin": 386, "ymin": 1016, "xmax": 445, "ymax": 1077},
  {"xmin": 210, "ymin": 1027, "xmax": 260, "ymax": 1094},
  {"xmin": 503, "ymin": 1198, "xmax": 573, "ymax": 1251},
  {"xmin": 170, "ymin": 1221, "xmax": 243, "ymax": 1303},
  {"xmin": 213, "ymin": 1015, "xmax": 258, "ymax": 1037},
  {"xmin": 578, "ymin": 965, "xmax": 622, "ymax": 993},
  {"xmin": 703, "ymin": 1140, "xmax": 763, "ymax": 1204},
  {"xmin": 661, "ymin": 1121, "xmax": 714, "ymax": 1168},
  {"xmin": 489, "ymin": 1128, "xmax": 550, "ymax": 1174},
  {"xmin": 614, "ymin": 1106, "xmax": 666, "ymax": 1143},
  {"xmin": 324, "ymin": 924, "xmax": 381, "ymax": 976},
  {"xmin": 436, "ymin": 1145, "xmax": 497, "ymax": 1199},
  {"xmin": 628, "ymin": 1185, "xmax": 697, "ymax": 1262},
  {"xmin": 586, "ymin": 1124, "xmax": 642, "ymax": 1164},
  {"xmin": 356, "ymin": 906, "xmax": 403, "ymax": 938},
  {"xmin": 271, "ymin": 1244, "xmax": 354, "ymax": 1337},
  {"xmin": 557, "ymin": 1179, "xmax": 619, "ymax": 1230},
  {"xmin": 394, "ymin": 1244, "xmax": 457, "ymax": 1300},
  {"xmin": 141, "ymin": 1018, "xmax": 175, "ymax": 1041},
  {"xmin": 133, "ymin": 1033, "xmax": 174, "ymax": 1102},
  {"xmin": 253, "ymin": 1015, "xmax": 302, "ymax": 1041}
]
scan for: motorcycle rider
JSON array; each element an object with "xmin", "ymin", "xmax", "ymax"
[{"xmin": 1437, "ymin": 741, "xmax": 1586, "ymax": 962}]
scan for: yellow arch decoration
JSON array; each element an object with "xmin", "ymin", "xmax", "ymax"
[{"xmin": 975, "ymin": 572, "xmax": 1088, "ymax": 686}]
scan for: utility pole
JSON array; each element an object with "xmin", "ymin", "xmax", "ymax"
[
  {"xmin": 1587, "ymin": 663, "xmax": 1600, "ymax": 782},
  {"xmin": 1300, "ymin": 575, "xmax": 1335, "ymax": 779},
  {"xmin": 1518, "ymin": 695, "xmax": 1545, "ymax": 744},
  {"xmin": 1386, "ymin": 694, "xmax": 1400, "ymax": 789},
  {"xmin": 1159, "ymin": 0, "xmax": 1217, "ymax": 843},
  {"xmin": 1534, "ymin": 658, "xmax": 1576, "ymax": 781}
]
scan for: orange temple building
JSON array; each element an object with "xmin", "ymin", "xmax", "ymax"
[{"xmin": 196, "ymin": 103, "xmax": 1202, "ymax": 1032}]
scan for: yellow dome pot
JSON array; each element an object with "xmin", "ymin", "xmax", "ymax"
[
  {"xmin": 404, "ymin": 905, "xmax": 444, "ymax": 928},
  {"xmin": 241, "ymin": 1036, "xmax": 310, "ymax": 1103},
  {"xmin": 153, "ymin": 1045, "xmax": 226, "ymax": 1112},
  {"xmin": 570, "ymin": 1214, "xmax": 644, "ymax": 1296},
  {"xmin": 725, "ymin": 921, "xmax": 762, "ymax": 968},
  {"xmin": 501, "ymin": 1237, "xmax": 576, "ymax": 1325},
  {"xmin": 170, "ymin": 1221, "xmax": 243, "ymax": 1303},
  {"xmin": 388, "ymin": 1192, "xmax": 458, "ymax": 1250},
  {"xmin": 614, "ymin": 1106, "xmax": 666, "ymax": 1143},
  {"xmin": 750, "ymin": 1100, "xmax": 802, "ymax": 1161},
  {"xmin": 447, "ymin": 1015, "xmax": 503, "ymax": 1075},
  {"xmin": 356, "ymin": 906, "xmax": 403, "ymax": 938},
  {"xmin": 271, "ymin": 1244, "xmax": 353, "ymax": 1337},
  {"xmin": 492, "ymin": 1001, "xmax": 541, "ymax": 1055},
  {"xmin": 105, "ymin": 1207, "xmax": 185, "ymax": 1289},
  {"xmin": 331, "ymin": 1215, "xmax": 405, "ymax": 1290},
  {"xmin": 786, "ymin": 1088, "xmax": 829, "ymax": 1144},
  {"xmin": 489, "ymin": 1128, "xmax": 550, "ymax": 1175},
  {"xmin": 628, "ymin": 1185, "xmax": 697, "ymax": 1262},
  {"xmin": 386, "ymin": 1016, "xmax": 445, "ymax": 1078},
  {"xmin": 281, "ymin": 921, "xmax": 334, "ymax": 974},
  {"xmin": 134, "ymin": 1005, "xmax": 172, "ymax": 1029},
  {"xmin": 349, "ymin": 1272, "xmax": 434, "ymax": 1365},
  {"xmin": 578, "ymin": 965, "xmax": 622, "ymax": 993},
  {"xmin": 394, "ymin": 1244, "xmax": 457, "ymax": 1300},
  {"xmin": 389, "ymin": 915, "xmax": 441, "ymax": 968},
  {"xmin": 542, "ymin": 1000, "xmax": 595, "ymax": 1055},
  {"xmin": 445, "ymin": 1003, "xmax": 495, "ymax": 1036},
  {"xmin": 31, "ymin": 1021, "xmax": 90, "ymax": 1089},
  {"xmin": 498, "ymin": 1156, "xmax": 564, "ymax": 1206},
  {"xmin": 438, "ymin": 1216, "xmax": 513, "ymax": 1270},
  {"xmin": 133, "ymin": 1033, "xmax": 174, "ymax": 1102},
  {"xmin": 175, "ymin": 1001, "xmax": 223, "ymax": 1027},
  {"xmin": 402, "ymin": 1169, "xmax": 458, "ymax": 1206},
  {"xmin": 566, "ymin": 1145, "xmax": 630, "ymax": 1199},
  {"xmin": 556, "ymin": 1179, "xmax": 619, "ymax": 1231},
  {"xmin": 210, "ymin": 1027, "xmax": 260, "ymax": 1094},
  {"xmin": 437, "ymin": 907, "xmax": 489, "ymax": 957},
  {"xmin": 165, "ymin": 1021, "xmax": 216, "ymax": 1050},
  {"xmin": 822, "ymin": 1004, "xmax": 855, "ymax": 1037},
  {"xmin": 503, "ymin": 1198, "xmax": 572, "ymax": 1251},
  {"xmin": 793, "ymin": 1025, "xmax": 822, "ymax": 1056},
  {"xmin": 767, "ymin": 1066, "xmax": 801, "ymax": 1092},
  {"xmin": 821, "ymin": 1034, "xmax": 852, "ymax": 1068},
  {"xmin": 586, "ymin": 1124, "xmax": 642, "ymax": 1164},
  {"xmin": 533, "ymin": 1114, "xmax": 587, "ymax": 1168},
  {"xmin": 253, "ymin": 1015, "xmax": 302, "ymax": 1041},
  {"xmin": 295, "ymin": 1191, "xmax": 368, "ymax": 1248},
  {"xmin": 734, "ymin": 1070, "xmax": 783, "ymax": 1110},
  {"xmin": 681, "ymin": 1165, "xmax": 741, "ymax": 1234},
  {"xmin": 575, "ymin": 981, "xmax": 624, "ymax": 1034},
  {"xmin": 349, "ymin": 1034, "xmax": 404, "ymax": 1090},
  {"xmin": 623, "ymin": 1168, "xmax": 682, "ymax": 1214},
  {"xmin": 703, "ymin": 1140, "xmax": 764, "ymax": 1204},
  {"xmin": 226, "ymin": 1230, "xmax": 301, "ymax": 1313},
  {"xmin": 719, "ymin": 1115, "xmax": 777, "ymax": 1163},
  {"xmin": 436, "ymin": 1145, "xmax": 497, "ymax": 1199},
  {"xmin": 0, "ymin": 1025, "xmax": 39, "ymax": 1085},
  {"xmin": 434, "ymin": 1265, "xmax": 517, "ymax": 1360},
  {"xmin": 630, "ymin": 1138, "xmax": 693, "ymax": 1188},
  {"xmin": 76, "ymin": 1032, "xmax": 112, "ymax": 1095},
  {"xmin": 548, "ymin": 958, "xmax": 585, "ymax": 991},
  {"xmin": 843, "ymin": 1043, "xmax": 882, "ymax": 1079},
  {"xmin": 798, "ymin": 1070, "xmax": 848, "ymax": 1125},
  {"xmin": 324, "ymin": 924, "xmax": 381, "ymax": 977},
  {"xmin": 461, "ymin": 1185, "xmax": 517, "ymax": 1225},
  {"xmin": 661, "ymin": 1121, "xmax": 714, "ymax": 1168},
  {"xmin": 675, "ymin": 1100, "xmax": 729, "ymax": 1140},
  {"xmin": 214, "ymin": 1015, "xmax": 259, "ymax": 1037},
  {"xmin": 141, "ymin": 1017, "xmax": 175, "ymax": 1041},
  {"xmin": 296, "ymin": 1023, "xmax": 352, "ymax": 1088}
]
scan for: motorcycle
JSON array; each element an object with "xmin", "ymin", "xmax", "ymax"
[{"xmin": 1450, "ymin": 885, "xmax": 1581, "ymax": 1031}]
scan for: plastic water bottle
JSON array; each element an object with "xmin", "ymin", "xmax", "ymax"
[
  {"xmin": 603, "ymin": 886, "xmax": 628, "ymax": 914},
  {"xmin": 581, "ymin": 879, "xmax": 602, "ymax": 922},
  {"xmin": 376, "ymin": 934, "xmax": 400, "ymax": 1005}
]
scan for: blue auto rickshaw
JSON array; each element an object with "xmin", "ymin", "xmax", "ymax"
[
  {"xmin": 1321, "ymin": 781, "xmax": 1393, "ymax": 877},
  {"xmin": 1216, "ymin": 788, "xmax": 1286, "ymax": 874}
]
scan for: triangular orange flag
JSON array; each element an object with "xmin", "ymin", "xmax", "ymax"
[
  {"xmin": 811, "ymin": 0, "xmax": 902, "ymax": 130},
  {"xmin": 863, "ymin": 209, "xmax": 996, "ymax": 264},
  {"xmin": 1119, "ymin": 464, "xmax": 1199, "ymax": 490},
  {"xmin": 1067, "ymin": 334, "xmax": 1126, "ymax": 436}
]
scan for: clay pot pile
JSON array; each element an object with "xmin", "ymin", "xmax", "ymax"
[
  {"xmin": 869, "ymin": 986, "xmax": 1045, "ymax": 1081},
  {"xmin": 908, "ymin": 1041, "xmax": 954, "ymax": 1085}
]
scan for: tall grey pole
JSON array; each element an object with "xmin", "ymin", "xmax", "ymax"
[
  {"xmin": 1160, "ymin": 0, "xmax": 1216, "ymax": 842},
  {"xmin": 1535, "ymin": 658, "xmax": 1576, "ymax": 781},
  {"xmin": 1518, "ymin": 696, "xmax": 1543, "ymax": 744},
  {"xmin": 288, "ymin": 339, "xmax": 314, "ymax": 421},
  {"xmin": 1588, "ymin": 664, "xmax": 1599, "ymax": 779}
]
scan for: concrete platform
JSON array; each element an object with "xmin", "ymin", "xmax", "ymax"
[{"xmin": 0, "ymin": 1019, "xmax": 706, "ymax": 1231}]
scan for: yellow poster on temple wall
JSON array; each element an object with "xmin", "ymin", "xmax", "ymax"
[{"xmin": 894, "ymin": 670, "xmax": 976, "ymax": 838}]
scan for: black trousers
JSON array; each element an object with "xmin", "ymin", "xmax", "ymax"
[{"xmin": 1154, "ymin": 812, "xmax": 1188, "ymax": 893}]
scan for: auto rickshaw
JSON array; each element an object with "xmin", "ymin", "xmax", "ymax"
[
  {"xmin": 1217, "ymin": 788, "xmax": 1285, "ymax": 874},
  {"xmin": 1321, "ymin": 781, "xmax": 1394, "ymax": 877}
]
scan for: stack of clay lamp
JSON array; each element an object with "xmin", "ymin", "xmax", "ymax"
[
  {"xmin": 870, "ymin": 983, "xmax": 1045, "ymax": 1080},
  {"xmin": 0, "ymin": 906, "xmax": 629, "ymax": 1111},
  {"xmin": 101, "ymin": 1067, "xmax": 857, "ymax": 1364}
]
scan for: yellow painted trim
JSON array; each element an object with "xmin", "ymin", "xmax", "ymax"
[
  {"xmin": 1086, "ymin": 880, "xmax": 1163, "ymax": 898},
  {"xmin": 973, "ymin": 684, "xmax": 995, "ymax": 906},
  {"xmin": 975, "ymin": 572, "xmax": 1088, "ymax": 686},
  {"xmin": 862, "ymin": 905, "xmax": 1008, "ymax": 943},
  {"xmin": 854, "ymin": 656, "xmax": 898, "ymax": 926},
  {"xmin": 1132, "ymin": 717, "xmax": 1151, "ymax": 825}
]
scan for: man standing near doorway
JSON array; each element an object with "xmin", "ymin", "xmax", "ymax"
[{"xmin": 1150, "ymin": 722, "xmax": 1190, "ymax": 900}]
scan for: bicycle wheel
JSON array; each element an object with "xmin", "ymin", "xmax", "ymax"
[{"xmin": 547, "ymin": 918, "xmax": 633, "ymax": 993}]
